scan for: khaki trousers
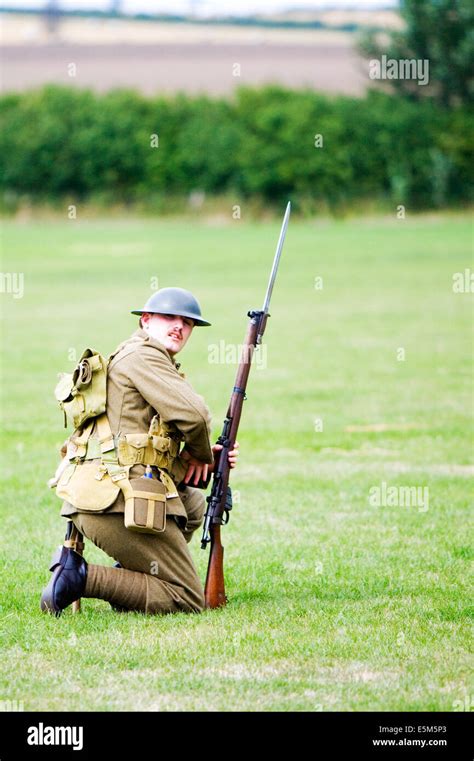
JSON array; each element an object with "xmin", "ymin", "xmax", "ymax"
[{"xmin": 71, "ymin": 487, "xmax": 206, "ymax": 615}]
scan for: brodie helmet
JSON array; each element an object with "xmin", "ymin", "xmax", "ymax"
[{"xmin": 131, "ymin": 287, "xmax": 211, "ymax": 327}]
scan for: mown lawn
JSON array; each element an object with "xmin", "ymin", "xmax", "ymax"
[{"xmin": 0, "ymin": 212, "xmax": 472, "ymax": 711}]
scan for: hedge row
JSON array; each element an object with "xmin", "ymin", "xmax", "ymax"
[{"xmin": 0, "ymin": 85, "xmax": 472, "ymax": 209}]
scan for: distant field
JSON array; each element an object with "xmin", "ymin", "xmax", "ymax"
[
  {"xmin": 0, "ymin": 14, "xmax": 368, "ymax": 96},
  {"xmin": 1, "ymin": 40, "xmax": 366, "ymax": 97},
  {"xmin": 0, "ymin": 213, "xmax": 472, "ymax": 711}
]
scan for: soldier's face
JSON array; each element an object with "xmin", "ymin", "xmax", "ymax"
[{"xmin": 141, "ymin": 313, "xmax": 194, "ymax": 355}]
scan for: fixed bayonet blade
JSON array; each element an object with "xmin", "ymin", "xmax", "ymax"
[{"xmin": 262, "ymin": 201, "xmax": 291, "ymax": 315}]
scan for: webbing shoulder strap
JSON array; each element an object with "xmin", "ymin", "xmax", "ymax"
[{"xmin": 95, "ymin": 413, "xmax": 115, "ymax": 454}]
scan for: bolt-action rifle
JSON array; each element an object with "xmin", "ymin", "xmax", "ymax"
[{"xmin": 201, "ymin": 202, "xmax": 291, "ymax": 609}]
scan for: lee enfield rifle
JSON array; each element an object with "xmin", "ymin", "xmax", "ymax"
[{"xmin": 201, "ymin": 202, "xmax": 291, "ymax": 609}]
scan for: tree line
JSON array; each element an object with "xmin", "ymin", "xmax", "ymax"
[{"xmin": 1, "ymin": 85, "xmax": 472, "ymax": 211}]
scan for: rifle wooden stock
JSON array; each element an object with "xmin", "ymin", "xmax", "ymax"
[{"xmin": 204, "ymin": 525, "xmax": 226, "ymax": 609}]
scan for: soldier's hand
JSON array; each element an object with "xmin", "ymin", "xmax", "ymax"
[
  {"xmin": 181, "ymin": 450, "xmax": 209, "ymax": 486},
  {"xmin": 181, "ymin": 442, "xmax": 240, "ymax": 485},
  {"xmin": 212, "ymin": 441, "xmax": 240, "ymax": 468}
]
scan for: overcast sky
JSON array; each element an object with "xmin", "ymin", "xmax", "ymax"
[{"xmin": 1, "ymin": 0, "xmax": 398, "ymax": 15}]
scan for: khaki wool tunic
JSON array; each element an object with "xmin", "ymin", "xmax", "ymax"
[{"xmin": 61, "ymin": 327, "xmax": 214, "ymax": 524}]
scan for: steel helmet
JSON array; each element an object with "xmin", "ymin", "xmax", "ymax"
[{"xmin": 131, "ymin": 287, "xmax": 211, "ymax": 327}]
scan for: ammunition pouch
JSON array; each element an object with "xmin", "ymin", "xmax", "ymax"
[
  {"xmin": 116, "ymin": 431, "xmax": 178, "ymax": 471},
  {"xmin": 148, "ymin": 414, "xmax": 181, "ymax": 461}
]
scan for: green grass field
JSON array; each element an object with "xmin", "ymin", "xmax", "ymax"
[{"xmin": 0, "ymin": 212, "xmax": 472, "ymax": 711}]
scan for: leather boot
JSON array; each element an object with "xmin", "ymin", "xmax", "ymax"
[{"xmin": 40, "ymin": 545, "xmax": 87, "ymax": 617}]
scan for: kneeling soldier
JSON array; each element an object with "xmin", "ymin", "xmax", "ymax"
[{"xmin": 41, "ymin": 287, "xmax": 239, "ymax": 616}]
